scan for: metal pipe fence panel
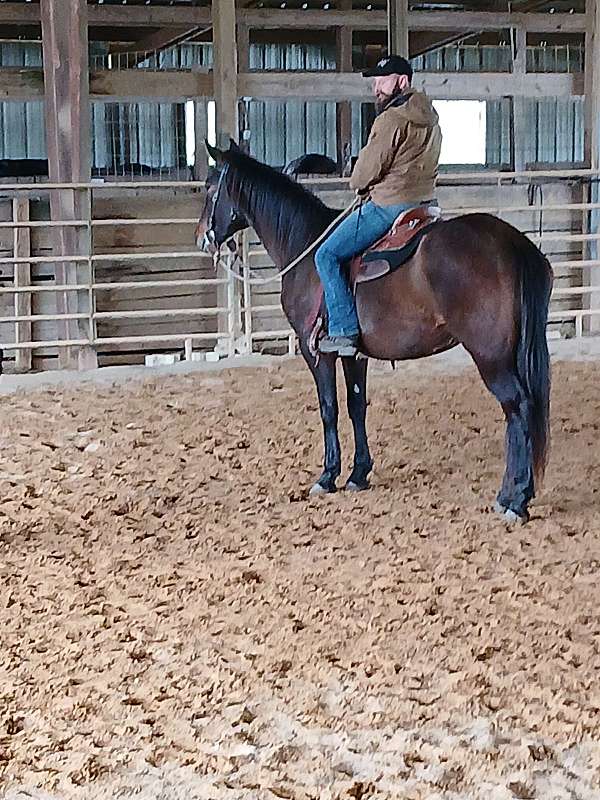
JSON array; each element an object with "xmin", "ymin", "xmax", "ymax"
[{"xmin": 0, "ymin": 170, "xmax": 598, "ymax": 368}]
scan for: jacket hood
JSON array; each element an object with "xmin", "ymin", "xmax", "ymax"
[{"xmin": 386, "ymin": 89, "xmax": 439, "ymax": 127}]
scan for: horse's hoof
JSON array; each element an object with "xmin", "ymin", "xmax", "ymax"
[
  {"xmin": 345, "ymin": 480, "xmax": 370, "ymax": 492},
  {"xmin": 309, "ymin": 482, "xmax": 331, "ymax": 497},
  {"xmin": 494, "ymin": 502, "xmax": 528, "ymax": 526},
  {"xmin": 503, "ymin": 509, "xmax": 527, "ymax": 526}
]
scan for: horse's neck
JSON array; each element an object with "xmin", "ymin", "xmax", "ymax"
[
  {"xmin": 237, "ymin": 187, "xmax": 336, "ymax": 270},
  {"xmin": 247, "ymin": 217, "xmax": 289, "ymax": 270}
]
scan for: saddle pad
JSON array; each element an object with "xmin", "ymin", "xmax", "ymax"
[
  {"xmin": 350, "ymin": 205, "xmax": 441, "ymax": 287},
  {"xmin": 354, "ymin": 222, "xmax": 438, "ymax": 285}
]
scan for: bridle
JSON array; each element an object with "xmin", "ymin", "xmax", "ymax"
[{"xmin": 206, "ymin": 163, "xmax": 244, "ymax": 251}]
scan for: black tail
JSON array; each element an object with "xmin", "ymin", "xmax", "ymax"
[{"xmin": 516, "ymin": 237, "xmax": 553, "ymax": 489}]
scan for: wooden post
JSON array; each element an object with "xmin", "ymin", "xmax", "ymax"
[
  {"xmin": 584, "ymin": 0, "xmax": 600, "ymax": 333},
  {"xmin": 12, "ymin": 198, "xmax": 32, "ymax": 372},
  {"xmin": 512, "ymin": 26, "xmax": 528, "ymax": 172},
  {"xmin": 238, "ymin": 23, "xmax": 250, "ymax": 73},
  {"xmin": 586, "ymin": 0, "xmax": 600, "ymax": 170},
  {"xmin": 40, "ymin": 0, "xmax": 95, "ymax": 370},
  {"xmin": 212, "ymin": 0, "xmax": 238, "ymax": 147},
  {"xmin": 336, "ymin": 0, "xmax": 353, "ymax": 172},
  {"xmin": 388, "ymin": 0, "xmax": 409, "ymax": 58},
  {"xmin": 242, "ymin": 229, "xmax": 253, "ymax": 355},
  {"xmin": 212, "ymin": 0, "xmax": 240, "ymax": 352},
  {"xmin": 193, "ymin": 101, "xmax": 208, "ymax": 181}
]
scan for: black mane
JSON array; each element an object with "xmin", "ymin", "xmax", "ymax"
[{"xmin": 223, "ymin": 149, "xmax": 338, "ymax": 260}]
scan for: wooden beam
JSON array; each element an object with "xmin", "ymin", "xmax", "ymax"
[
  {"xmin": 41, "ymin": 0, "xmax": 92, "ymax": 370},
  {"xmin": 388, "ymin": 0, "xmax": 409, "ymax": 58},
  {"xmin": 213, "ymin": 0, "xmax": 238, "ymax": 146},
  {"xmin": 88, "ymin": 6, "xmax": 211, "ymax": 28},
  {"xmin": 0, "ymin": 3, "xmax": 210, "ymax": 26},
  {"xmin": 0, "ymin": 4, "xmax": 585, "ymax": 33},
  {"xmin": 0, "ymin": 68, "xmax": 214, "ymax": 101},
  {"xmin": 240, "ymin": 71, "xmax": 582, "ymax": 101},
  {"xmin": 242, "ymin": 9, "xmax": 585, "ymax": 33},
  {"xmin": 0, "ymin": 68, "xmax": 582, "ymax": 103},
  {"xmin": 90, "ymin": 69, "xmax": 213, "ymax": 101},
  {"xmin": 0, "ymin": 5, "xmax": 39, "ymax": 25}
]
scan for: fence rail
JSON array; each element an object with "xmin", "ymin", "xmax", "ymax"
[{"xmin": 0, "ymin": 169, "xmax": 598, "ymax": 368}]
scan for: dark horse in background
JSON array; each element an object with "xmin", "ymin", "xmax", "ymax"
[
  {"xmin": 196, "ymin": 141, "xmax": 553, "ymax": 524},
  {"xmin": 283, "ymin": 153, "xmax": 339, "ymax": 178}
]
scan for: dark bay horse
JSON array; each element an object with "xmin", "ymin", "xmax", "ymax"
[{"xmin": 196, "ymin": 141, "xmax": 552, "ymax": 523}]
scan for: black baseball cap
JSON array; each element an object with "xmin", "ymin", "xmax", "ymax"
[{"xmin": 362, "ymin": 55, "xmax": 413, "ymax": 81}]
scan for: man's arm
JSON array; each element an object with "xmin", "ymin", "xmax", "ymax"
[{"xmin": 349, "ymin": 115, "xmax": 404, "ymax": 194}]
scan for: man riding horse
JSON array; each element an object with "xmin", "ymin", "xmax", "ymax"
[{"xmin": 316, "ymin": 55, "xmax": 442, "ymax": 357}]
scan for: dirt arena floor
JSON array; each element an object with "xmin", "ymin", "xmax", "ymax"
[{"xmin": 0, "ymin": 352, "xmax": 599, "ymax": 800}]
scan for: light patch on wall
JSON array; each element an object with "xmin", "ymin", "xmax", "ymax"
[
  {"xmin": 207, "ymin": 101, "xmax": 217, "ymax": 164},
  {"xmin": 185, "ymin": 101, "xmax": 195, "ymax": 167},
  {"xmin": 185, "ymin": 100, "xmax": 218, "ymax": 167},
  {"xmin": 433, "ymin": 100, "xmax": 487, "ymax": 165}
]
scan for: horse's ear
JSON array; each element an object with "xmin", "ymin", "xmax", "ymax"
[
  {"xmin": 228, "ymin": 138, "xmax": 241, "ymax": 153},
  {"xmin": 205, "ymin": 140, "xmax": 225, "ymax": 165}
]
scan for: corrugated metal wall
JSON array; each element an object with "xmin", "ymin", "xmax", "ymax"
[
  {"xmin": 91, "ymin": 103, "xmax": 187, "ymax": 170},
  {"xmin": 0, "ymin": 41, "xmax": 587, "ymax": 170},
  {"xmin": 0, "ymin": 42, "xmax": 45, "ymax": 159},
  {"xmin": 521, "ymin": 97, "xmax": 585, "ymax": 165},
  {"xmin": 246, "ymin": 42, "xmax": 338, "ymax": 166}
]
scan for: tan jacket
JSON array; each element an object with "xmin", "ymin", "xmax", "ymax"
[{"xmin": 350, "ymin": 89, "xmax": 442, "ymax": 207}]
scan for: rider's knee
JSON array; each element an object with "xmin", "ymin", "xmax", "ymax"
[{"xmin": 315, "ymin": 241, "xmax": 336, "ymax": 276}]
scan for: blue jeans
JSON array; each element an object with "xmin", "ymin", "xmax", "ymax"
[{"xmin": 315, "ymin": 200, "xmax": 431, "ymax": 337}]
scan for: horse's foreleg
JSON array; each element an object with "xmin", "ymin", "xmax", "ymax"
[
  {"xmin": 301, "ymin": 344, "xmax": 341, "ymax": 495},
  {"xmin": 342, "ymin": 356, "xmax": 373, "ymax": 491}
]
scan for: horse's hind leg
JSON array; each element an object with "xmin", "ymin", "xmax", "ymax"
[
  {"xmin": 342, "ymin": 356, "xmax": 373, "ymax": 490},
  {"xmin": 475, "ymin": 360, "xmax": 535, "ymax": 523}
]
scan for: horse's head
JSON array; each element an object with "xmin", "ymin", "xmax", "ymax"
[{"xmin": 195, "ymin": 140, "xmax": 249, "ymax": 254}]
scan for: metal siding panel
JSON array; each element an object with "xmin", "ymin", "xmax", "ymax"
[
  {"xmin": 284, "ymin": 101, "xmax": 307, "ymax": 164},
  {"xmin": 305, "ymin": 101, "xmax": 326, "ymax": 157},
  {"xmin": 91, "ymin": 102, "xmax": 109, "ymax": 168},
  {"xmin": 556, "ymin": 98, "xmax": 574, "ymax": 163},
  {"xmin": 25, "ymin": 101, "xmax": 45, "ymax": 158},
  {"xmin": 2, "ymin": 103, "xmax": 27, "ymax": 158},
  {"xmin": 536, "ymin": 100, "xmax": 550, "ymax": 162},
  {"xmin": 573, "ymin": 98, "xmax": 584, "ymax": 162},
  {"xmin": 264, "ymin": 102, "xmax": 286, "ymax": 166},
  {"xmin": 521, "ymin": 99, "xmax": 538, "ymax": 166},
  {"xmin": 325, "ymin": 102, "xmax": 337, "ymax": 160},
  {"xmin": 485, "ymin": 99, "xmax": 501, "ymax": 165}
]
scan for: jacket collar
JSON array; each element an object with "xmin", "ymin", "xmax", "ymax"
[{"xmin": 377, "ymin": 89, "xmax": 412, "ymax": 116}]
